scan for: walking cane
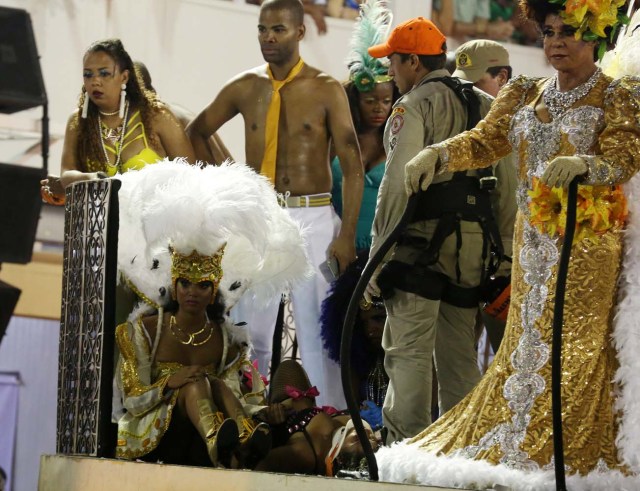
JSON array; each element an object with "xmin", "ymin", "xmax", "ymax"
[
  {"xmin": 340, "ymin": 192, "xmax": 419, "ymax": 481},
  {"xmin": 551, "ymin": 178, "xmax": 579, "ymax": 491}
]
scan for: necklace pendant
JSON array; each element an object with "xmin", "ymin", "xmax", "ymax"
[
  {"xmin": 98, "ymin": 102, "xmax": 129, "ymax": 172},
  {"xmin": 102, "ymin": 125, "xmax": 123, "ymax": 143}
]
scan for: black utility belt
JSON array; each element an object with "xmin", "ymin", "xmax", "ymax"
[
  {"xmin": 377, "ymin": 260, "xmax": 480, "ymax": 308},
  {"xmin": 411, "ymin": 176, "xmax": 494, "ymax": 223}
]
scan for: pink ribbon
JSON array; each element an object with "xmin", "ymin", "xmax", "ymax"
[{"xmin": 285, "ymin": 385, "xmax": 320, "ymax": 400}]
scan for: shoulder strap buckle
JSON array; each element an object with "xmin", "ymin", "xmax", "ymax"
[{"xmin": 479, "ymin": 176, "xmax": 498, "ymax": 190}]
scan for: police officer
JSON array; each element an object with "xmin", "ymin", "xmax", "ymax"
[{"xmin": 365, "ymin": 18, "xmax": 517, "ymax": 443}]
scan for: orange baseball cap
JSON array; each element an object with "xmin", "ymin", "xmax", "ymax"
[{"xmin": 368, "ymin": 17, "xmax": 446, "ymax": 59}]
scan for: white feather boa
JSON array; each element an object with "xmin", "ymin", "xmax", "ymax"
[
  {"xmin": 611, "ymin": 175, "xmax": 640, "ymax": 474},
  {"xmin": 374, "ymin": 16, "xmax": 640, "ymax": 489},
  {"xmin": 376, "ymin": 443, "xmax": 638, "ymax": 490}
]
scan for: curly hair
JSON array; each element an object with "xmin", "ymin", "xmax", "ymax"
[
  {"xmin": 319, "ymin": 252, "xmax": 386, "ymax": 378},
  {"xmin": 518, "ymin": 0, "xmax": 563, "ymax": 26},
  {"xmin": 76, "ymin": 39, "xmax": 160, "ymax": 170}
]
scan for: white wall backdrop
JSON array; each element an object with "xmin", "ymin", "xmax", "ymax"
[
  {"xmin": 0, "ymin": 373, "xmax": 19, "ymax": 491},
  {"xmin": 0, "ymin": 317, "xmax": 59, "ymax": 491}
]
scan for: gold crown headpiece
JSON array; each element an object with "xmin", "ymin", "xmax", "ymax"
[{"xmin": 170, "ymin": 246, "xmax": 225, "ymax": 293}]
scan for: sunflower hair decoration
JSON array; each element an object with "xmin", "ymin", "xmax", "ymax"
[
  {"xmin": 345, "ymin": 0, "xmax": 394, "ymax": 92},
  {"xmin": 548, "ymin": 0, "xmax": 630, "ymax": 59}
]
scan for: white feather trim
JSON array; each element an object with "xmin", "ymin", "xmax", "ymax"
[
  {"xmin": 223, "ymin": 317, "xmax": 252, "ymax": 350},
  {"xmin": 600, "ymin": 10, "xmax": 640, "ymax": 475},
  {"xmin": 612, "ymin": 171, "xmax": 640, "ymax": 473},
  {"xmin": 601, "ymin": 10, "xmax": 640, "ymax": 79},
  {"xmin": 376, "ymin": 443, "xmax": 640, "ymax": 490}
]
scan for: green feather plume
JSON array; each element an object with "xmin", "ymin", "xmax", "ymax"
[{"xmin": 346, "ymin": 0, "xmax": 393, "ymax": 92}]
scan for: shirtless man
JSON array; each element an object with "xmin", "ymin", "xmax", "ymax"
[{"xmin": 187, "ymin": 0, "xmax": 363, "ymax": 408}]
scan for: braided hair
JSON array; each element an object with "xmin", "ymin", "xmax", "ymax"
[{"xmin": 76, "ymin": 39, "xmax": 159, "ymax": 170}]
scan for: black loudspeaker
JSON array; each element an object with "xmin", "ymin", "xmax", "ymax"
[
  {"xmin": 0, "ymin": 7, "xmax": 47, "ymax": 114},
  {"xmin": 0, "ymin": 163, "xmax": 46, "ymax": 264},
  {"xmin": 0, "ymin": 279, "xmax": 20, "ymax": 345}
]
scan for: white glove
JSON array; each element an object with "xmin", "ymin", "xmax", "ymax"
[
  {"xmin": 405, "ymin": 148, "xmax": 439, "ymax": 195},
  {"xmin": 540, "ymin": 156, "xmax": 587, "ymax": 188},
  {"xmin": 363, "ymin": 263, "xmax": 383, "ymax": 303}
]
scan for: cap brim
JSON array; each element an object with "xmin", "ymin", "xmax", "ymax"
[
  {"xmin": 452, "ymin": 67, "xmax": 482, "ymax": 83},
  {"xmin": 368, "ymin": 43, "xmax": 392, "ymax": 59}
]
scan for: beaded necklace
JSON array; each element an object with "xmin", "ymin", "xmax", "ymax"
[
  {"xmin": 542, "ymin": 68, "xmax": 601, "ymax": 120},
  {"xmin": 99, "ymin": 108, "xmax": 119, "ymax": 116},
  {"xmin": 98, "ymin": 101, "xmax": 129, "ymax": 174}
]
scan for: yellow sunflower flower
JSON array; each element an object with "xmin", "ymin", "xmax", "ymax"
[{"xmin": 528, "ymin": 178, "xmax": 628, "ymax": 242}]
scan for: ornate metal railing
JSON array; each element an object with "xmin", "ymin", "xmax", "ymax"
[{"xmin": 56, "ymin": 179, "xmax": 120, "ymax": 456}]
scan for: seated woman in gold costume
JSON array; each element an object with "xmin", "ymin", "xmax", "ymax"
[
  {"xmin": 113, "ymin": 160, "xmax": 313, "ymax": 469},
  {"xmin": 41, "ymin": 38, "xmax": 194, "ymax": 204},
  {"xmin": 116, "ymin": 246, "xmax": 271, "ymax": 468},
  {"xmin": 375, "ymin": 0, "xmax": 640, "ymax": 488}
]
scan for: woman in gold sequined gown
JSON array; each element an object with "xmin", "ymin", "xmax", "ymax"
[{"xmin": 376, "ymin": 2, "xmax": 640, "ymax": 488}]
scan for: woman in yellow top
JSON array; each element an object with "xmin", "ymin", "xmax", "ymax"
[{"xmin": 41, "ymin": 38, "xmax": 194, "ymax": 203}]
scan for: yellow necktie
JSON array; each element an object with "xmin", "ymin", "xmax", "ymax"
[{"xmin": 261, "ymin": 58, "xmax": 305, "ymax": 184}]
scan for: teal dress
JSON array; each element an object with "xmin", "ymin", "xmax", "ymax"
[{"xmin": 331, "ymin": 157, "xmax": 385, "ymax": 251}]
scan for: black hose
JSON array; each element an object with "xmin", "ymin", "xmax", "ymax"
[
  {"xmin": 551, "ymin": 178, "xmax": 578, "ymax": 491},
  {"xmin": 340, "ymin": 192, "xmax": 419, "ymax": 481}
]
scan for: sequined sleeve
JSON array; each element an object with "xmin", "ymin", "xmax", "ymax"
[
  {"xmin": 219, "ymin": 345, "xmax": 267, "ymax": 416},
  {"xmin": 580, "ymin": 76, "xmax": 640, "ymax": 185},
  {"xmin": 116, "ymin": 321, "xmax": 170, "ymax": 417},
  {"xmin": 433, "ymin": 75, "xmax": 535, "ymax": 174}
]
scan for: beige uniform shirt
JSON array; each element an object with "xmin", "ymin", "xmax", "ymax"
[{"xmin": 371, "ymin": 69, "xmax": 516, "ymax": 268}]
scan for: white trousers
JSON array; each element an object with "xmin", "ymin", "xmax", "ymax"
[{"xmin": 232, "ymin": 205, "xmax": 346, "ymax": 408}]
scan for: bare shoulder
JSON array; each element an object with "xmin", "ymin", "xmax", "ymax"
[
  {"xmin": 303, "ymin": 65, "xmax": 342, "ymax": 89},
  {"xmin": 227, "ymin": 65, "xmax": 269, "ymax": 89},
  {"xmin": 140, "ymin": 102, "xmax": 182, "ymax": 140},
  {"xmin": 66, "ymin": 111, "xmax": 80, "ymax": 132},
  {"xmin": 148, "ymin": 100, "xmax": 174, "ymax": 121},
  {"xmin": 299, "ymin": 67, "xmax": 344, "ymax": 106}
]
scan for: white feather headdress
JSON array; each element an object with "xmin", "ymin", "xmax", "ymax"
[{"xmin": 116, "ymin": 159, "xmax": 313, "ymax": 318}]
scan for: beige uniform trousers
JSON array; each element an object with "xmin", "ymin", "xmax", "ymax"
[{"xmin": 382, "ymin": 219, "xmax": 484, "ymax": 443}]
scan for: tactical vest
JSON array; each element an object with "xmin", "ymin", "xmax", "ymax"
[{"xmin": 378, "ymin": 77, "xmax": 505, "ymax": 308}]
